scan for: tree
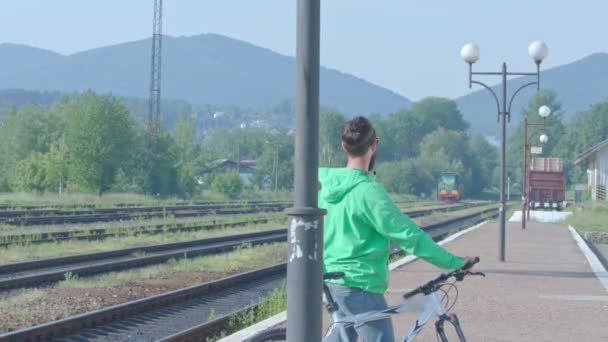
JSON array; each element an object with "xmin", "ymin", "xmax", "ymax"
[
  {"xmin": 212, "ymin": 172, "xmax": 243, "ymax": 199},
  {"xmin": 508, "ymin": 90, "xmax": 565, "ymax": 185},
  {"xmin": 172, "ymin": 113, "xmax": 203, "ymax": 197},
  {"xmin": 12, "ymin": 152, "xmax": 47, "ymax": 193},
  {"xmin": 173, "ymin": 113, "xmax": 197, "ymax": 160},
  {"xmin": 417, "ymin": 128, "xmax": 478, "ymax": 196},
  {"xmin": 44, "ymin": 139, "xmax": 69, "ymax": 193},
  {"xmin": 384, "ymin": 109, "xmax": 426, "ymax": 160},
  {"xmin": 375, "ymin": 160, "xmax": 434, "ymax": 196},
  {"xmin": 64, "ymin": 92, "xmax": 134, "ymax": 196},
  {"xmin": 555, "ymin": 100, "xmax": 608, "ymax": 184},
  {"xmin": 468, "ymin": 135, "xmax": 497, "ymax": 195},
  {"xmin": 0, "ymin": 104, "xmax": 64, "ymax": 190},
  {"xmin": 410, "ymin": 97, "xmax": 469, "ymax": 134},
  {"xmin": 252, "ymin": 132, "xmax": 294, "ymax": 190},
  {"xmin": 319, "ymin": 110, "xmax": 346, "ymax": 167}
]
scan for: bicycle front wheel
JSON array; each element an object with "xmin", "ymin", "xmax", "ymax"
[{"xmin": 248, "ymin": 328, "xmax": 287, "ymax": 342}]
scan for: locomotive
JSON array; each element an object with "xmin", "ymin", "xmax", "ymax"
[{"xmin": 437, "ymin": 171, "xmax": 463, "ymax": 203}]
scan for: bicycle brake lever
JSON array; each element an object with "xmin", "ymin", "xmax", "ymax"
[{"xmin": 456, "ymin": 271, "xmax": 486, "ymax": 281}]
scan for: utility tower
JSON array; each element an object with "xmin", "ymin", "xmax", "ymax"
[{"xmin": 148, "ymin": 0, "xmax": 163, "ymax": 139}]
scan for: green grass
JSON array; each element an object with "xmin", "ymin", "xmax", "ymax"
[
  {"xmin": 0, "ymin": 191, "xmax": 292, "ymax": 209},
  {"xmin": 56, "ymin": 243, "xmax": 286, "ymax": 289},
  {"xmin": 0, "ymin": 192, "xmax": 172, "ymax": 208},
  {"xmin": 0, "ymin": 243, "xmax": 287, "ymax": 333},
  {"xmin": 0, "ymin": 210, "xmax": 283, "ymax": 237},
  {"xmin": 564, "ymin": 201, "xmax": 608, "ymax": 233},
  {"xmin": 206, "ymin": 285, "xmax": 287, "ymax": 342},
  {"xmin": 0, "ymin": 290, "xmax": 49, "ymax": 327},
  {"xmin": 0, "ymin": 219, "xmax": 285, "ymax": 264}
]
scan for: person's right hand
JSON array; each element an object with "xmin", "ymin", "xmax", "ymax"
[{"xmin": 461, "ymin": 256, "xmax": 477, "ymax": 270}]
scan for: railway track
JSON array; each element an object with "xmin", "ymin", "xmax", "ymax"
[
  {"xmin": 0, "ymin": 202, "xmax": 484, "ymax": 248},
  {"xmin": 0, "ymin": 202, "xmax": 290, "ymax": 226},
  {"xmin": 0, "ymin": 207, "xmax": 498, "ymax": 342},
  {"xmin": 0, "ymin": 229, "xmax": 286, "ymax": 291},
  {"xmin": 0, "ymin": 204, "xmax": 491, "ymax": 290},
  {"xmin": 403, "ymin": 201, "xmax": 483, "ymax": 218},
  {"xmin": 0, "ymin": 200, "xmax": 291, "ymax": 211},
  {"xmin": 0, "ymin": 198, "xmax": 441, "ymax": 225},
  {"xmin": 0, "ymin": 217, "xmax": 273, "ymax": 248}
]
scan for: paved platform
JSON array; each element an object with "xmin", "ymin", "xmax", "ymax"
[
  {"xmin": 224, "ymin": 222, "xmax": 608, "ymax": 341},
  {"xmin": 508, "ymin": 210, "xmax": 572, "ymax": 223},
  {"xmin": 348, "ymin": 222, "xmax": 608, "ymax": 341}
]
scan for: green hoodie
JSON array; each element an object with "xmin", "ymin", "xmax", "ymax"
[{"xmin": 319, "ymin": 167, "xmax": 463, "ymax": 294}]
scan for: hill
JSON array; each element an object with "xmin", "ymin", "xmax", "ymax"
[{"xmin": 0, "ymin": 34, "xmax": 410, "ymax": 117}]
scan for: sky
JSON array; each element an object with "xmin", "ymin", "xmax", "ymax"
[{"xmin": 0, "ymin": 1, "xmax": 607, "ymax": 100}]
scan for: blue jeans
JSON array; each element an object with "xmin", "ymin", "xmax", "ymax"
[{"xmin": 326, "ymin": 283, "xmax": 394, "ymax": 342}]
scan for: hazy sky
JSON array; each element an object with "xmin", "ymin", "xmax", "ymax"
[{"xmin": 1, "ymin": 1, "xmax": 606, "ymax": 100}]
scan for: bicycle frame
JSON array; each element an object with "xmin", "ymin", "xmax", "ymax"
[{"xmin": 325, "ymin": 291, "xmax": 461, "ymax": 342}]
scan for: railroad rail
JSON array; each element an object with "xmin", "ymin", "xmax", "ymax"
[
  {"xmin": 0, "ymin": 200, "xmax": 291, "ymax": 211},
  {"xmin": 0, "ymin": 202, "xmax": 290, "ymax": 226},
  {"xmin": 0, "ymin": 202, "xmax": 486, "ymax": 247},
  {"xmin": 0, "ymin": 217, "xmax": 273, "ymax": 248},
  {"xmin": 0, "ymin": 229, "xmax": 286, "ymax": 290},
  {"xmin": 0, "ymin": 204, "xmax": 491, "ymax": 290},
  {"xmin": 0, "ymin": 207, "xmax": 498, "ymax": 341}
]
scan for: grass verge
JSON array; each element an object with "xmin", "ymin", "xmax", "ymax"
[
  {"xmin": 0, "ymin": 243, "xmax": 286, "ymax": 333},
  {"xmin": 0, "ymin": 218, "xmax": 285, "ymax": 264},
  {"xmin": 564, "ymin": 201, "xmax": 608, "ymax": 233},
  {"xmin": 206, "ymin": 285, "xmax": 287, "ymax": 342}
]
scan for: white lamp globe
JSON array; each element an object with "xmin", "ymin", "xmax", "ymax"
[
  {"xmin": 539, "ymin": 134, "xmax": 549, "ymax": 144},
  {"xmin": 528, "ymin": 41, "xmax": 548, "ymax": 63},
  {"xmin": 538, "ymin": 105, "xmax": 551, "ymax": 118},
  {"xmin": 461, "ymin": 43, "xmax": 480, "ymax": 64}
]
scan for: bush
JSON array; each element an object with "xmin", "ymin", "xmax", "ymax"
[
  {"xmin": 375, "ymin": 160, "xmax": 434, "ymax": 196},
  {"xmin": 211, "ymin": 172, "xmax": 243, "ymax": 199}
]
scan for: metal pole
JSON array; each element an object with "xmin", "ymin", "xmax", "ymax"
[
  {"xmin": 286, "ymin": 1, "xmax": 325, "ymax": 341},
  {"xmin": 274, "ymin": 146, "xmax": 279, "ymax": 192},
  {"xmin": 507, "ymin": 176, "xmax": 510, "ymax": 201},
  {"xmin": 499, "ymin": 62, "xmax": 507, "ymax": 262},
  {"xmin": 526, "ymin": 136, "xmax": 529, "ymax": 222},
  {"xmin": 272, "ymin": 147, "xmax": 276, "ymax": 191},
  {"xmin": 237, "ymin": 143, "xmax": 240, "ymax": 175},
  {"xmin": 522, "ymin": 118, "xmax": 527, "ymax": 229}
]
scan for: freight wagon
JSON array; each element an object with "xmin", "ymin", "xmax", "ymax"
[{"xmin": 528, "ymin": 157, "xmax": 566, "ymax": 210}]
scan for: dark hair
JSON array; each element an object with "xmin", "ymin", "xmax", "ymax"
[{"xmin": 341, "ymin": 116, "xmax": 376, "ymax": 156}]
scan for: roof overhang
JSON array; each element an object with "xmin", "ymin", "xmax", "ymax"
[{"xmin": 574, "ymin": 138, "xmax": 608, "ymax": 166}]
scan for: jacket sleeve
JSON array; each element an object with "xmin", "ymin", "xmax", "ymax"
[{"xmin": 361, "ymin": 183, "xmax": 463, "ymax": 270}]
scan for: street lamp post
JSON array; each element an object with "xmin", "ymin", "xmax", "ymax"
[
  {"xmin": 265, "ymin": 140, "xmax": 280, "ymax": 192},
  {"xmin": 237, "ymin": 122, "xmax": 247, "ymax": 174},
  {"xmin": 522, "ymin": 105, "xmax": 551, "ymax": 228},
  {"xmin": 286, "ymin": 1, "xmax": 325, "ymax": 341},
  {"xmin": 461, "ymin": 41, "xmax": 548, "ymax": 261}
]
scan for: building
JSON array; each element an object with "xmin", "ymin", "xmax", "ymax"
[
  {"xmin": 199, "ymin": 159, "xmax": 257, "ymax": 186},
  {"xmin": 574, "ymin": 139, "xmax": 608, "ymax": 201}
]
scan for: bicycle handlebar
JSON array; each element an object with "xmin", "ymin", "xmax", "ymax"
[
  {"xmin": 462, "ymin": 256, "xmax": 480, "ymax": 270},
  {"xmin": 403, "ymin": 257, "xmax": 483, "ymax": 299}
]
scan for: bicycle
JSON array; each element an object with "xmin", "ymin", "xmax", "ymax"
[{"xmin": 249, "ymin": 257, "xmax": 484, "ymax": 342}]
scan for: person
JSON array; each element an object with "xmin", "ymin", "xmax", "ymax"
[{"xmin": 319, "ymin": 116, "xmax": 475, "ymax": 342}]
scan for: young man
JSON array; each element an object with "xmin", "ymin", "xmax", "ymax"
[{"xmin": 319, "ymin": 116, "xmax": 474, "ymax": 342}]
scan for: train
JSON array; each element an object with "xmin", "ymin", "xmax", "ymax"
[
  {"xmin": 527, "ymin": 157, "xmax": 566, "ymax": 210},
  {"xmin": 437, "ymin": 171, "xmax": 463, "ymax": 203}
]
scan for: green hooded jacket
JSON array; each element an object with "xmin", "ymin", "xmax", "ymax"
[{"xmin": 319, "ymin": 167, "xmax": 463, "ymax": 294}]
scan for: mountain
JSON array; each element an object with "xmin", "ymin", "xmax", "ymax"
[
  {"xmin": 0, "ymin": 34, "xmax": 410, "ymax": 116},
  {"xmin": 455, "ymin": 53, "xmax": 608, "ymax": 134}
]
